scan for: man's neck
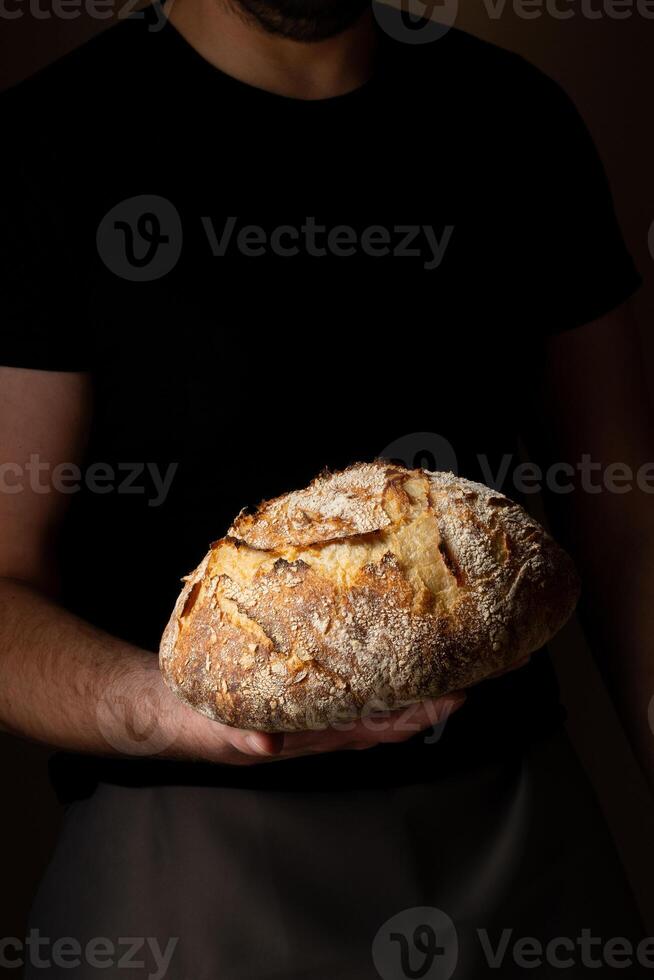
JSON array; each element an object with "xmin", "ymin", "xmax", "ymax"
[{"xmin": 165, "ymin": 0, "xmax": 377, "ymax": 100}]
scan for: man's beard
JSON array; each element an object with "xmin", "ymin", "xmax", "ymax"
[{"xmin": 229, "ymin": 0, "xmax": 371, "ymax": 42}]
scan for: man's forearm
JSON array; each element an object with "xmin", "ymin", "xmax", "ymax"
[
  {"xmin": 0, "ymin": 576, "xmax": 462, "ymax": 766},
  {"xmin": 0, "ymin": 576, "xmax": 165, "ymax": 756}
]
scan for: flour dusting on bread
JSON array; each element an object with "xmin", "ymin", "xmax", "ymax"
[{"xmin": 160, "ymin": 462, "xmax": 580, "ymax": 731}]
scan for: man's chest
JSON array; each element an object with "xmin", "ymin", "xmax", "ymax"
[
  {"xmin": 47, "ymin": 100, "xmax": 537, "ymax": 468},
  {"xmin": 55, "ymin": 90, "xmax": 521, "ymax": 328}
]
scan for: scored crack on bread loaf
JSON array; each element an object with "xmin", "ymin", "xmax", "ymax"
[{"xmin": 159, "ymin": 462, "xmax": 580, "ymax": 732}]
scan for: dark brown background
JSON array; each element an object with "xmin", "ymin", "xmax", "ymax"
[{"xmin": 1, "ymin": 0, "xmax": 653, "ymax": 946}]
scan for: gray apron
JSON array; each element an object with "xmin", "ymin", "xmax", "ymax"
[{"xmin": 25, "ymin": 727, "xmax": 648, "ymax": 979}]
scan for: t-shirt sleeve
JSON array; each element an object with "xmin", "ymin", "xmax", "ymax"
[
  {"xmin": 510, "ymin": 64, "xmax": 641, "ymax": 333},
  {"xmin": 0, "ymin": 93, "xmax": 93, "ymax": 373}
]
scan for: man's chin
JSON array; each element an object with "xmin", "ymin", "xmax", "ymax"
[{"xmin": 230, "ymin": 0, "xmax": 371, "ymax": 42}]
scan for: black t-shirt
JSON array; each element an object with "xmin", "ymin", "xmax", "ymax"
[{"xmin": 0, "ymin": 3, "xmax": 640, "ymax": 801}]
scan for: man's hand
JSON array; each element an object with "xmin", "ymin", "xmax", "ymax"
[
  {"xmin": 109, "ymin": 656, "xmax": 467, "ymax": 765},
  {"xmin": 0, "ymin": 572, "xmax": 468, "ymax": 764},
  {"xmin": 155, "ymin": 673, "xmax": 467, "ymax": 765}
]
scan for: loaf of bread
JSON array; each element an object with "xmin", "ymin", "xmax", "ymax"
[{"xmin": 159, "ymin": 463, "xmax": 579, "ymax": 731}]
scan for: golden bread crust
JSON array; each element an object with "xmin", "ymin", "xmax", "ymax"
[{"xmin": 159, "ymin": 462, "xmax": 580, "ymax": 731}]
